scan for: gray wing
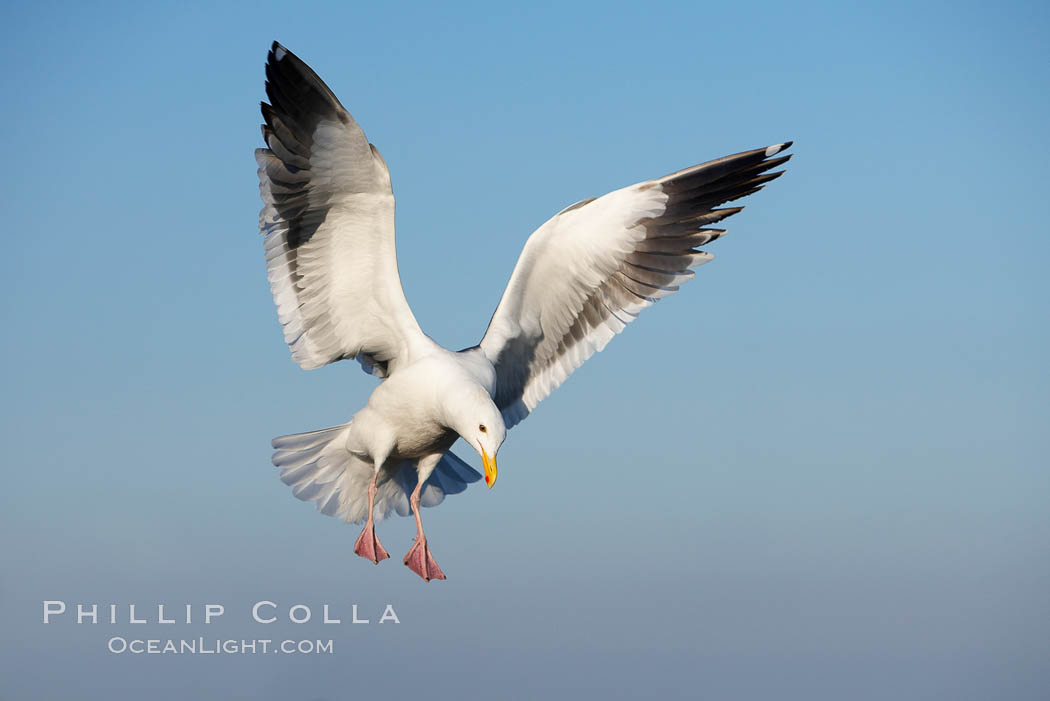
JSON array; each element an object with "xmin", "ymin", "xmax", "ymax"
[
  {"xmin": 479, "ymin": 143, "xmax": 792, "ymax": 427},
  {"xmin": 256, "ymin": 42, "xmax": 430, "ymax": 376}
]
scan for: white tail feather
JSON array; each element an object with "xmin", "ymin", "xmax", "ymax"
[{"xmin": 271, "ymin": 423, "xmax": 482, "ymax": 524}]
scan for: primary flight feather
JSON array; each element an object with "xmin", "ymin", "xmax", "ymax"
[{"xmin": 256, "ymin": 41, "xmax": 791, "ymax": 581}]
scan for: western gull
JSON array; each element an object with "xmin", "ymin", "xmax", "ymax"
[{"xmin": 256, "ymin": 41, "xmax": 791, "ymax": 581}]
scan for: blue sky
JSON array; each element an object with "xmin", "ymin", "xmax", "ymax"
[{"xmin": 2, "ymin": 1, "xmax": 1048, "ymax": 699}]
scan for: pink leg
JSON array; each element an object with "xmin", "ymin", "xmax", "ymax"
[
  {"xmin": 402, "ymin": 481, "xmax": 446, "ymax": 582},
  {"xmin": 353, "ymin": 473, "xmax": 389, "ymax": 564}
]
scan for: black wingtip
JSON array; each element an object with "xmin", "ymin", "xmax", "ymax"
[
  {"xmin": 764, "ymin": 141, "xmax": 794, "ymax": 158},
  {"xmin": 269, "ymin": 41, "xmax": 291, "ymax": 63}
]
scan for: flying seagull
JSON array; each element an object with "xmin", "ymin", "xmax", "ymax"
[{"xmin": 256, "ymin": 41, "xmax": 791, "ymax": 581}]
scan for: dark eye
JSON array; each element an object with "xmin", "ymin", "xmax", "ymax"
[{"xmin": 479, "ymin": 424, "xmax": 487, "ymax": 433}]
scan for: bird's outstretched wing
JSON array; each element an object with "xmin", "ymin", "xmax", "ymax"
[
  {"xmin": 479, "ymin": 143, "xmax": 792, "ymax": 427},
  {"xmin": 256, "ymin": 42, "xmax": 429, "ymax": 376}
]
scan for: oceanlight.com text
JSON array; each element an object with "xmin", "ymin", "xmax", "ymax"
[{"xmin": 107, "ymin": 637, "xmax": 334, "ymax": 655}]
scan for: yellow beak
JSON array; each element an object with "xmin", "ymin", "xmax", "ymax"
[{"xmin": 481, "ymin": 447, "xmax": 497, "ymax": 489}]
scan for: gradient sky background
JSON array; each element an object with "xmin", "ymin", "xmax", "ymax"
[{"xmin": 2, "ymin": 1, "xmax": 1047, "ymax": 699}]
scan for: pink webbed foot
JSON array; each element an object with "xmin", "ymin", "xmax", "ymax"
[
  {"xmin": 353, "ymin": 521, "xmax": 389, "ymax": 565},
  {"xmin": 403, "ymin": 537, "xmax": 446, "ymax": 582}
]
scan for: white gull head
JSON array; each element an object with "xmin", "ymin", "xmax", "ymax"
[{"xmin": 443, "ymin": 383, "xmax": 505, "ymax": 488}]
